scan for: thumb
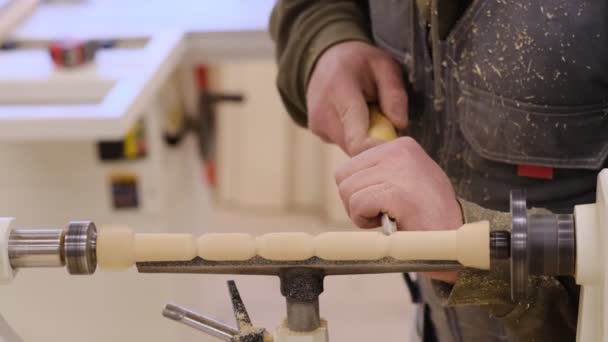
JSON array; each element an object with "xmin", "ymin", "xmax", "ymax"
[
  {"xmin": 372, "ymin": 61, "xmax": 409, "ymax": 129},
  {"xmin": 334, "ymin": 84, "xmax": 372, "ymax": 156}
]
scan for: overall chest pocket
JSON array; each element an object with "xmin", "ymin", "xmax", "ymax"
[
  {"xmin": 459, "ymin": 86, "xmax": 608, "ymax": 169},
  {"xmin": 368, "ymin": 0, "xmax": 414, "ymax": 61},
  {"xmin": 447, "ymin": 0, "xmax": 608, "ymax": 170},
  {"xmin": 368, "ymin": 0, "xmax": 425, "ymax": 86}
]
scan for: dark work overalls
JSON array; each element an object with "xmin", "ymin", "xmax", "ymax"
[{"xmin": 367, "ymin": 0, "xmax": 608, "ymax": 341}]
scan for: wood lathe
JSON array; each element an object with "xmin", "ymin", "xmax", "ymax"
[{"xmin": 0, "ymin": 170, "xmax": 607, "ymax": 341}]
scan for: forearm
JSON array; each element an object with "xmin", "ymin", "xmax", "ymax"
[{"xmin": 269, "ymin": 0, "xmax": 372, "ymax": 126}]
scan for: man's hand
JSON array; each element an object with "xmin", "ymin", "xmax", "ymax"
[
  {"xmin": 306, "ymin": 41, "xmax": 409, "ymax": 156},
  {"xmin": 335, "ymin": 137, "xmax": 463, "ymax": 282}
]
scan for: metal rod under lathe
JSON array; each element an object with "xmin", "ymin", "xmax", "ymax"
[
  {"xmin": 8, "ymin": 229, "xmax": 64, "ymax": 268},
  {"xmin": 280, "ymin": 269, "xmax": 324, "ymax": 332},
  {"xmin": 163, "ymin": 304, "xmax": 237, "ymax": 341},
  {"xmin": 286, "ymin": 298, "xmax": 320, "ymax": 332}
]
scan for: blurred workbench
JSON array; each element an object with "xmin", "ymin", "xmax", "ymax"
[
  {"xmin": 0, "ymin": 0, "xmax": 275, "ymax": 140},
  {"xmin": 12, "ymin": 0, "xmax": 275, "ymax": 60}
]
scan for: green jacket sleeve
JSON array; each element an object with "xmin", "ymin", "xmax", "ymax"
[
  {"xmin": 433, "ymin": 199, "xmax": 578, "ymax": 341},
  {"xmin": 269, "ymin": 0, "xmax": 372, "ymax": 127}
]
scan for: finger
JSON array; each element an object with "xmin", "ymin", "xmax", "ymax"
[
  {"xmin": 348, "ymin": 183, "xmax": 393, "ymax": 228},
  {"xmin": 334, "ymin": 139, "xmax": 399, "ymax": 185},
  {"xmin": 350, "ymin": 136, "xmax": 385, "ymax": 156},
  {"xmin": 320, "ymin": 112, "xmax": 346, "ymax": 149},
  {"xmin": 371, "ymin": 60, "xmax": 409, "ymax": 129},
  {"xmin": 333, "ymin": 83, "xmax": 370, "ymax": 156},
  {"xmin": 336, "ymin": 136, "xmax": 422, "ymax": 185},
  {"xmin": 337, "ymin": 165, "xmax": 383, "ymax": 215},
  {"xmin": 307, "ymin": 104, "xmax": 346, "ymax": 148},
  {"xmin": 331, "ymin": 115, "xmax": 346, "ymax": 150},
  {"xmin": 357, "ymin": 136, "xmax": 386, "ymax": 154}
]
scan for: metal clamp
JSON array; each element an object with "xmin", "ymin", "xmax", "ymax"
[
  {"xmin": 163, "ymin": 304, "xmax": 238, "ymax": 341},
  {"xmin": 163, "ymin": 280, "xmax": 268, "ymax": 341}
]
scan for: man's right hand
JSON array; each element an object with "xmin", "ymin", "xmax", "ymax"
[{"xmin": 306, "ymin": 41, "xmax": 409, "ymax": 156}]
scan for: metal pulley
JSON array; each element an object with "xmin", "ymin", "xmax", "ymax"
[{"xmin": 508, "ymin": 190, "xmax": 576, "ymax": 301}]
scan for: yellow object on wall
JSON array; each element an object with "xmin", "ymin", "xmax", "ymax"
[{"xmin": 123, "ymin": 120, "xmax": 146, "ymax": 159}]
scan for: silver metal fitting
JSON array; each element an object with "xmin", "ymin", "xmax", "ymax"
[
  {"xmin": 7, "ymin": 221, "xmax": 97, "ymax": 275},
  {"xmin": 509, "ymin": 190, "xmax": 576, "ymax": 302},
  {"xmin": 64, "ymin": 221, "xmax": 97, "ymax": 275},
  {"xmin": 8, "ymin": 229, "xmax": 65, "ymax": 268}
]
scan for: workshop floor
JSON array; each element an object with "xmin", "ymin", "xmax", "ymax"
[{"xmin": 174, "ymin": 205, "xmax": 416, "ymax": 342}]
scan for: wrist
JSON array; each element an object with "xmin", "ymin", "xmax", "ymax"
[{"xmin": 305, "ymin": 24, "xmax": 371, "ymax": 90}]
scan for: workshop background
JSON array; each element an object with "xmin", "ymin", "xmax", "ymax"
[{"xmin": 0, "ymin": 1, "xmax": 413, "ymax": 341}]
